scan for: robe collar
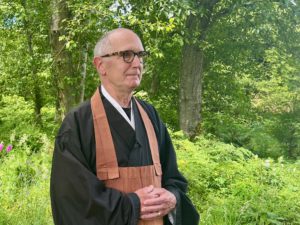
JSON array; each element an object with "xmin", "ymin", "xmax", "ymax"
[{"xmin": 101, "ymin": 85, "xmax": 135, "ymax": 129}]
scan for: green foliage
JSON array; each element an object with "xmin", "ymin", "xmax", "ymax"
[
  {"xmin": 173, "ymin": 132, "xmax": 296, "ymax": 224},
  {"xmin": 0, "ymin": 95, "xmax": 35, "ymax": 142},
  {"xmin": 173, "ymin": 132, "xmax": 300, "ymax": 225},
  {"xmin": 0, "ymin": 133, "xmax": 53, "ymax": 225},
  {"xmin": 0, "ymin": 95, "xmax": 54, "ymax": 224},
  {"xmin": 1, "ymin": 0, "xmax": 299, "ymax": 158},
  {"xmin": 0, "ymin": 95, "xmax": 58, "ymax": 146},
  {"xmin": 0, "ymin": 0, "xmax": 52, "ymax": 100},
  {"xmin": 0, "ymin": 0, "xmax": 300, "ymax": 223},
  {"xmin": 201, "ymin": 0, "xmax": 300, "ymax": 159},
  {"xmin": 0, "ymin": 98, "xmax": 299, "ymax": 225}
]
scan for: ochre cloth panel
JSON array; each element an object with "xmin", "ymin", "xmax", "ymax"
[{"xmin": 91, "ymin": 90, "xmax": 163, "ymax": 225}]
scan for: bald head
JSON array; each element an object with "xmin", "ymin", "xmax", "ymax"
[{"xmin": 94, "ymin": 28, "xmax": 143, "ymax": 57}]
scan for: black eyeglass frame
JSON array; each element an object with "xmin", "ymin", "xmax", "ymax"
[{"xmin": 100, "ymin": 50, "xmax": 149, "ymax": 63}]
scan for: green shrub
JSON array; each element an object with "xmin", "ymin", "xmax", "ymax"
[
  {"xmin": 173, "ymin": 132, "xmax": 300, "ymax": 225},
  {"xmin": 1, "ymin": 96, "xmax": 300, "ymax": 225},
  {"xmin": 0, "ymin": 134, "xmax": 53, "ymax": 225},
  {"xmin": 0, "ymin": 95, "xmax": 34, "ymax": 141},
  {"xmin": 0, "ymin": 95, "xmax": 58, "ymax": 159}
]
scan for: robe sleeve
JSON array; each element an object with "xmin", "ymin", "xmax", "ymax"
[
  {"xmin": 50, "ymin": 114, "xmax": 139, "ymax": 225},
  {"xmin": 138, "ymin": 100, "xmax": 200, "ymax": 225}
]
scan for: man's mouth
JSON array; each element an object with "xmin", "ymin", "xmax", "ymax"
[{"xmin": 127, "ymin": 74, "xmax": 140, "ymax": 77}]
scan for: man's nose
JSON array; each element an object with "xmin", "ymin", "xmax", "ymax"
[{"xmin": 131, "ymin": 54, "xmax": 142, "ymax": 66}]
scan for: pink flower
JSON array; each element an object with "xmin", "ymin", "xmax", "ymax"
[
  {"xmin": 0, "ymin": 143, "xmax": 3, "ymax": 151},
  {"xmin": 6, "ymin": 145, "xmax": 13, "ymax": 153}
]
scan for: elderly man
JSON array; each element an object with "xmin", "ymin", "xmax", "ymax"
[{"xmin": 50, "ymin": 28, "xmax": 199, "ymax": 225}]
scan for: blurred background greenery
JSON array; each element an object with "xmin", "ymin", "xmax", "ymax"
[{"xmin": 1, "ymin": 0, "xmax": 300, "ymax": 224}]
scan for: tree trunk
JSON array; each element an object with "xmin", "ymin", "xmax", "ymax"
[
  {"xmin": 150, "ymin": 68, "xmax": 160, "ymax": 97},
  {"xmin": 179, "ymin": 0, "xmax": 220, "ymax": 138},
  {"xmin": 179, "ymin": 15, "xmax": 203, "ymax": 138},
  {"xmin": 80, "ymin": 43, "xmax": 89, "ymax": 103},
  {"xmin": 50, "ymin": 0, "xmax": 76, "ymax": 121},
  {"xmin": 21, "ymin": 0, "xmax": 43, "ymax": 125}
]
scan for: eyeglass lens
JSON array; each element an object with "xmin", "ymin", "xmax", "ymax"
[{"xmin": 123, "ymin": 51, "xmax": 147, "ymax": 63}]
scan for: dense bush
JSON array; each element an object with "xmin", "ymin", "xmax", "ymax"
[
  {"xmin": 202, "ymin": 111, "xmax": 300, "ymax": 160},
  {"xmin": 0, "ymin": 96, "xmax": 54, "ymax": 225},
  {"xmin": 0, "ymin": 134, "xmax": 52, "ymax": 225},
  {"xmin": 0, "ymin": 95, "xmax": 58, "ymax": 158},
  {"xmin": 173, "ymin": 131, "xmax": 300, "ymax": 225},
  {"xmin": 0, "ymin": 95, "xmax": 35, "ymax": 142}
]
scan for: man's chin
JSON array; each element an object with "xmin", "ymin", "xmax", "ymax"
[{"xmin": 127, "ymin": 80, "xmax": 141, "ymax": 89}]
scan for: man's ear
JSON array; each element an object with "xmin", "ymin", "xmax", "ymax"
[{"xmin": 93, "ymin": 57, "xmax": 106, "ymax": 75}]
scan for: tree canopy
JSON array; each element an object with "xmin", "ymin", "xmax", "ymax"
[{"xmin": 1, "ymin": 0, "xmax": 300, "ymax": 159}]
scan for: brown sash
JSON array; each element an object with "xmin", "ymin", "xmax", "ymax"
[{"xmin": 91, "ymin": 89, "xmax": 163, "ymax": 225}]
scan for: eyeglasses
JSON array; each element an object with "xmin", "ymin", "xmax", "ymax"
[{"xmin": 101, "ymin": 50, "xmax": 149, "ymax": 63}]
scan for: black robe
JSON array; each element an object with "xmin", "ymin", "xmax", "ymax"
[{"xmin": 50, "ymin": 90, "xmax": 199, "ymax": 225}]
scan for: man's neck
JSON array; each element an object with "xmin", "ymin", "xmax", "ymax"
[{"xmin": 101, "ymin": 85, "xmax": 133, "ymax": 108}]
